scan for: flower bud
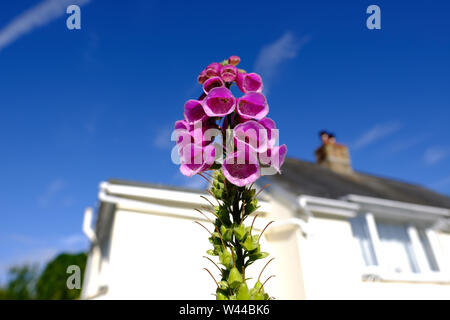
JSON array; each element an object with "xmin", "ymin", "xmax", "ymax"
[
  {"xmin": 228, "ymin": 55, "xmax": 241, "ymax": 66},
  {"xmin": 236, "ymin": 283, "xmax": 250, "ymax": 300},
  {"xmin": 220, "ymin": 64, "xmax": 238, "ymax": 83},
  {"xmin": 197, "ymin": 69, "xmax": 208, "ymax": 84},
  {"xmin": 203, "ymin": 76, "xmax": 225, "ymax": 94},
  {"xmin": 228, "ymin": 267, "xmax": 243, "ymax": 290},
  {"xmin": 236, "ymin": 72, "xmax": 263, "ymax": 93},
  {"xmin": 205, "ymin": 62, "xmax": 222, "ymax": 77}
]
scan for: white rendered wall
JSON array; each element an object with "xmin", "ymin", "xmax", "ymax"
[
  {"xmin": 89, "ymin": 208, "xmax": 294, "ymax": 299},
  {"xmin": 299, "ymin": 216, "xmax": 450, "ymax": 299}
]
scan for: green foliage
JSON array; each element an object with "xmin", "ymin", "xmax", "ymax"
[
  {"xmin": 0, "ymin": 265, "xmax": 39, "ymax": 300},
  {"xmin": 0, "ymin": 289, "xmax": 7, "ymax": 299},
  {"xmin": 36, "ymin": 252, "xmax": 87, "ymax": 300},
  {"xmin": 203, "ymin": 170, "xmax": 273, "ymax": 300},
  {"xmin": 0, "ymin": 252, "xmax": 87, "ymax": 300}
]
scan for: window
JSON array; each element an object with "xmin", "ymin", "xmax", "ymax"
[
  {"xmin": 350, "ymin": 214, "xmax": 440, "ymax": 274},
  {"xmin": 376, "ymin": 222, "xmax": 419, "ymax": 273},
  {"xmin": 350, "ymin": 215, "xmax": 377, "ymax": 266},
  {"xmin": 417, "ymin": 229, "xmax": 439, "ymax": 272}
]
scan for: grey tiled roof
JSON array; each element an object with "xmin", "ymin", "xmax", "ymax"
[{"xmin": 266, "ymin": 158, "xmax": 450, "ymax": 209}]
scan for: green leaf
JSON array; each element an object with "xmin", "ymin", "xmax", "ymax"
[{"xmin": 248, "ymin": 252, "xmax": 269, "ymax": 262}]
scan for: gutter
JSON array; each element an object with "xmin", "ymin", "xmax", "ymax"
[
  {"xmin": 266, "ymin": 218, "xmax": 309, "ymax": 237},
  {"xmin": 298, "ymin": 195, "xmax": 359, "ymax": 218},
  {"xmin": 97, "ymin": 186, "xmax": 271, "ymax": 231},
  {"xmin": 342, "ymin": 194, "xmax": 450, "ymax": 217},
  {"xmin": 100, "ymin": 181, "xmax": 272, "ymax": 215}
]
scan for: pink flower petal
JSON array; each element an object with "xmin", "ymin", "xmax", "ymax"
[
  {"xmin": 236, "ymin": 72, "xmax": 263, "ymax": 93},
  {"xmin": 222, "ymin": 150, "xmax": 260, "ymax": 187},
  {"xmin": 234, "ymin": 120, "xmax": 268, "ymax": 153},
  {"xmin": 203, "ymin": 76, "xmax": 225, "ymax": 94},
  {"xmin": 184, "ymin": 100, "xmax": 208, "ymax": 124},
  {"xmin": 202, "ymin": 87, "xmax": 236, "ymax": 117},
  {"xmin": 179, "ymin": 143, "xmax": 216, "ymax": 177},
  {"xmin": 259, "ymin": 144, "xmax": 287, "ymax": 173},
  {"xmin": 220, "ymin": 64, "xmax": 238, "ymax": 82},
  {"xmin": 236, "ymin": 92, "xmax": 269, "ymax": 120},
  {"xmin": 205, "ymin": 62, "xmax": 221, "ymax": 78},
  {"xmin": 258, "ymin": 117, "xmax": 278, "ymax": 147}
]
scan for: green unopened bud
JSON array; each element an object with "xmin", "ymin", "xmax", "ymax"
[
  {"xmin": 219, "ymin": 281, "xmax": 229, "ymax": 290},
  {"xmin": 242, "ymin": 235, "xmax": 259, "ymax": 251},
  {"xmin": 220, "ymin": 225, "xmax": 233, "ymax": 242},
  {"xmin": 236, "ymin": 282, "xmax": 250, "ymax": 300},
  {"xmin": 219, "ymin": 250, "xmax": 233, "ymax": 269},
  {"xmin": 217, "ymin": 291, "xmax": 229, "ymax": 300},
  {"xmin": 233, "ymin": 224, "xmax": 247, "ymax": 241},
  {"xmin": 228, "ymin": 267, "xmax": 243, "ymax": 290},
  {"xmin": 250, "ymin": 281, "xmax": 265, "ymax": 300}
]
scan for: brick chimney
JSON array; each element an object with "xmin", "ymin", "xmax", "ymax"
[{"xmin": 315, "ymin": 132, "xmax": 353, "ymax": 175}]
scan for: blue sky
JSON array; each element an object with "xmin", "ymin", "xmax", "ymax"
[{"xmin": 0, "ymin": 0, "xmax": 449, "ymax": 281}]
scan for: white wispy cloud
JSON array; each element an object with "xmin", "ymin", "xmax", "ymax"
[
  {"xmin": 254, "ymin": 31, "xmax": 310, "ymax": 94},
  {"xmin": 0, "ymin": 0, "xmax": 91, "ymax": 52},
  {"xmin": 59, "ymin": 233, "xmax": 88, "ymax": 247},
  {"xmin": 352, "ymin": 122, "xmax": 402, "ymax": 150},
  {"xmin": 153, "ymin": 126, "xmax": 173, "ymax": 149},
  {"xmin": 423, "ymin": 146, "xmax": 450, "ymax": 166},
  {"xmin": 37, "ymin": 178, "xmax": 66, "ymax": 207},
  {"xmin": 388, "ymin": 134, "xmax": 430, "ymax": 153}
]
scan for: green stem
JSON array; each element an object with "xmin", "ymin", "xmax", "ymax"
[{"xmin": 231, "ymin": 186, "xmax": 245, "ymax": 276}]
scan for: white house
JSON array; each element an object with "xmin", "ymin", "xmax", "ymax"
[{"xmin": 81, "ymin": 142, "xmax": 450, "ymax": 299}]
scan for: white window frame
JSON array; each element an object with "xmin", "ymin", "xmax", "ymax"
[{"xmin": 360, "ymin": 213, "xmax": 450, "ymax": 283}]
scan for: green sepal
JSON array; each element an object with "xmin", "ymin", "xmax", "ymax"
[
  {"xmin": 227, "ymin": 267, "xmax": 243, "ymax": 290},
  {"xmin": 220, "ymin": 225, "xmax": 233, "ymax": 242},
  {"xmin": 249, "ymin": 281, "xmax": 265, "ymax": 300},
  {"xmin": 233, "ymin": 224, "xmax": 247, "ymax": 242},
  {"xmin": 241, "ymin": 235, "xmax": 259, "ymax": 252},
  {"xmin": 216, "ymin": 292, "xmax": 228, "ymax": 300},
  {"xmin": 248, "ymin": 252, "xmax": 269, "ymax": 262},
  {"xmin": 219, "ymin": 250, "xmax": 233, "ymax": 269},
  {"xmin": 215, "ymin": 206, "xmax": 231, "ymax": 226},
  {"xmin": 236, "ymin": 282, "xmax": 250, "ymax": 300},
  {"xmin": 219, "ymin": 281, "xmax": 229, "ymax": 290}
]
